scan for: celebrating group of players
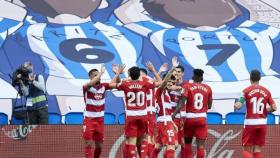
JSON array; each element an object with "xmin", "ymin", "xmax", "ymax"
[{"xmin": 82, "ymin": 56, "xmax": 277, "ymax": 158}]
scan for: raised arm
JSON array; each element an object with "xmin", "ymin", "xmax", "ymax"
[
  {"xmin": 159, "ymin": 56, "xmax": 179, "ymax": 89},
  {"xmin": 109, "ymin": 64, "xmax": 126, "ymax": 88},
  {"xmin": 146, "ymin": 61, "xmax": 162, "ymax": 86},
  {"xmin": 84, "ymin": 64, "xmax": 105, "ymax": 89}
]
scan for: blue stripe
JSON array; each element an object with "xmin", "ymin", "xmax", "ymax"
[
  {"xmin": 0, "ymin": 35, "xmax": 4, "ymax": 47},
  {"xmin": 43, "ymin": 25, "xmax": 88, "ymax": 79},
  {"xmin": 246, "ymin": 22, "xmax": 269, "ymax": 33},
  {"xmin": 136, "ymin": 21, "xmax": 166, "ymax": 36},
  {"xmin": 228, "ymin": 28, "xmax": 263, "ymax": 75},
  {"xmin": 199, "ymin": 31, "xmax": 236, "ymax": 81},
  {"xmin": 0, "ymin": 18, "xmax": 20, "ymax": 32},
  {"xmin": 82, "ymin": 22, "xmax": 129, "ymax": 79},
  {"xmin": 162, "ymin": 28, "xmax": 193, "ymax": 78}
]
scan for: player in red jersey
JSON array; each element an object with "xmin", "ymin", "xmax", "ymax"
[
  {"xmin": 113, "ymin": 63, "xmax": 161, "ymax": 158},
  {"xmin": 82, "ymin": 64, "xmax": 122, "ymax": 158},
  {"xmin": 151, "ymin": 57, "xmax": 180, "ymax": 158},
  {"xmin": 139, "ymin": 62, "xmax": 169, "ymax": 157},
  {"xmin": 234, "ymin": 70, "xmax": 277, "ymax": 158},
  {"xmin": 171, "ymin": 65, "xmax": 188, "ymax": 158},
  {"xmin": 174, "ymin": 69, "xmax": 212, "ymax": 158}
]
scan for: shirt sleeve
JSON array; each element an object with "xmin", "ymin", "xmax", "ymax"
[
  {"xmin": 102, "ymin": 82, "xmax": 111, "ymax": 90},
  {"xmin": 116, "ymin": 81, "xmax": 124, "ymax": 91},
  {"xmin": 267, "ymin": 91, "xmax": 275, "ymax": 106},
  {"xmin": 33, "ymin": 75, "xmax": 46, "ymax": 93}
]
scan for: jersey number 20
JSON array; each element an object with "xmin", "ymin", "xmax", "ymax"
[{"xmin": 127, "ymin": 91, "xmax": 145, "ymax": 107}]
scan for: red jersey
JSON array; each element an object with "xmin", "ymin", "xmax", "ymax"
[
  {"xmin": 83, "ymin": 83, "xmax": 111, "ymax": 118},
  {"xmin": 142, "ymin": 76, "xmax": 156, "ymax": 114},
  {"xmin": 155, "ymin": 88, "xmax": 173, "ymax": 122},
  {"xmin": 117, "ymin": 80, "xmax": 156, "ymax": 118},
  {"xmin": 241, "ymin": 85, "xmax": 274, "ymax": 125},
  {"xmin": 182, "ymin": 82, "xmax": 212, "ymax": 118}
]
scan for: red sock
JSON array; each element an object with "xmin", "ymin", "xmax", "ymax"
[
  {"xmin": 164, "ymin": 149, "xmax": 174, "ymax": 158},
  {"xmin": 243, "ymin": 150, "xmax": 253, "ymax": 158},
  {"xmin": 151, "ymin": 148, "xmax": 161, "ymax": 158},
  {"xmin": 137, "ymin": 145, "xmax": 141, "ymax": 157},
  {"xmin": 127, "ymin": 144, "xmax": 136, "ymax": 158},
  {"xmin": 85, "ymin": 146, "xmax": 93, "ymax": 158},
  {"xmin": 94, "ymin": 147, "xmax": 102, "ymax": 158},
  {"xmin": 184, "ymin": 144, "xmax": 193, "ymax": 158},
  {"xmin": 140, "ymin": 140, "xmax": 148, "ymax": 158},
  {"xmin": 253, "ymin": 152, "xmax": 261, "ymax": 158},
  {"xmin": 123, "ymin": 144, "xmax": 128, "ymax": 158},
  {"xmin": 180, "ymin": 145, "xmax": 185, "ymax": 158},
  {"xmin": 197, "ymin": 147, "xmax": 205, "ymax": 158},
  {"xmin": 147, "ymin": 144, "xmax": 155, "ymax": 156}
]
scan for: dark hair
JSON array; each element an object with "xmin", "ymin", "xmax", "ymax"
[
  {"xmin": 250, "ymin": 70, "xmax": 261, "ymax": 82},
  {"xmin": 192, "ymin": 69, "xmax": 204, "ymax": 82},
  {"xmin": 162, "ymin": 73, "xmax": 176, "ymax": 81},
  {"xmin": 139, "ymin": 68, "xmax": 148, "ymax": 75},
  {"xmin": 176, "ymin": 65, "xmax": 184, "ymax": 73},
  {"xmin": 129, "ymin": 66, "xmax": 140, "ymax": 80},
  {"xmin": 88, "ymin": 69, "xmax": 98, "ymax": 76}
]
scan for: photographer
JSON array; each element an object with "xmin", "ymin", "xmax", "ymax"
[{"xmin": 16, "ymin": 61, "xmax": 48, "ymax": 124}]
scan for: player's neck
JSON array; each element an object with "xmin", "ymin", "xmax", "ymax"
[
  {"xmin": 47, "ymin": 14, "xmax": 91, "ymax": 24},
  {"xmin": 251, "ymin": 82, "xmax": 259, "ymax": 86}
]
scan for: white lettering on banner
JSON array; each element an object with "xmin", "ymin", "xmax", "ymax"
[
  {"xmin": 1, "ymin": 125, "xmax": 38, "ymax": 140},
  {"xmin": 109, "ymin": 129, "xmax": 241, "ymax": 158}
]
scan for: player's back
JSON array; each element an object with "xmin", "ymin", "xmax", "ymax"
[
  {"xmin": 243, "ymin": 85, "xmax": 274, "ymax": 121},
  {"xmin": 184, "ymin": 82, "xmax": 212, "ymax": 114},
  {"xmin": 118, "ymin": 80, "xmax": 155, "ymax": 118}
]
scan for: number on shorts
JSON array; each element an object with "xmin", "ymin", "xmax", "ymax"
[
  {"xmin": 167, "ymin": 129, "xmax": 174, "ymax": 142},
  {"xmin": 250, "ymin": 97, "xmax": 265, "ymax": 114},
  {"xmin": 127, "ymin": 91, "xmax": 145, "ymax": 107},
  {"xmin": 194, "ymin": 93, "xmax": 204, "ymax": 110}
]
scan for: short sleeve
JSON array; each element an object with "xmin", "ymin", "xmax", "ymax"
[
  {"xmin": 267, "ymin": 91, "xmax": 275, "ymax": 106},
  {"xmin": 208, "ymin": 87, "xmax": 212, "ymax": 101},
  {"xmin": 116, "ymin": 81, "xmax": 125, "ymax": 91},
  {"xmin": 145, "ymin": 81, "xmax": 156, "ymax": 90},
  {"xmin": 102, "ymin": 82, "xmax": 111, "ymax": 90}
]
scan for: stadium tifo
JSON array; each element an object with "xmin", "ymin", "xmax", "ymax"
[{"xmin": 0, "ymin": 0, "xmax": 280, "ymax": 158}]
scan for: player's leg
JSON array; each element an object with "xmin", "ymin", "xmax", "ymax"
[
  {"xmin": 151, "ymin": 143, "xmax": 162, "ymax": 158},
  {"xmin": 242, "ymin": 126, "xmax": 255, "ymax": 158},
  {"xmin": 164, "ymin": 145, "xmax": 175, "ymax": 158},
  {"xmin": 147, "ymin": 113, "xmax": 156, "ymax": 157},
  {"xmin": 195, "ymin": 121, "xmax": 208, "ymax": 158},
  {"xmin": 253, "ymin": 126, "xmax": 266, "ymax": 158},
  {"xmin": 136, "ymin": 134, "xmax": 148, "ymax": 158},
  {"xmin": 83, "ymin": 119, "xmax": 93, "ymax": 158},
  {"xmin": 184, "ymin": 119, "xmax": 195, "ymax": 158},
  {"xmin": 94, "ymin": 141, "xmax": 103, "ymax": 158},
  {"xmin": 196, "ymin": 138, "xmax": 206, "ymax": 158},
  {"xmin": 124, "ymin": 119, "xmax": 138, "ymax": 158}
]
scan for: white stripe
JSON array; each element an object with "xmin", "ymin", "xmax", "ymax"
[
  {"xmin": 94, "ymin": 22, "xmax": 137, "ymax": 78},
  {"xmin": 170, "ymin": 102, "xmax": 177, "ymax": 107},
  {"xmin": 0, "ymin": 31, "xmax": 7, "ymax": 40},
  {"xmin": 151, "ymin": 20, "xmax": 174, "ymax": 29},
  {"xmin": 237, "ymin": 27, "xmax": 278, "ymax": 76},
  {"xmin": 86, "ymin": 98, "xmax": 105, "ymax": 106},
  {"xmin": 27, "ymin": 24, "xmax": 74, "ymax": 78},
  {"xmin": 244, "ymin": 118, "xmax": 267, "ymax": 125},
  {"xmin": 261, "ymin": 25, "xmax": 280, "ymax": 40},
  {"xmin": 239, "ymin": 20, "xmax": 256, "ymax": 27},
  {"xmin": 147, "ymin": 106, "xmax": 156, "ymax": 113},
  {"xmin": 157, "ymin": 116, "xmax": 172, "ymax": 122},
  {"xmin": 183, "ymin": 112, "xmax": 206, "ymax": 118},
  {"xmin": 63, "ymin": 25, "xmax": 111, "ymax": 80},
  {"xmin": 150, "ymin": 29, "xmax": 167, "ymax": 56},
  {"xmin": 125, "ymin": 23, "xmax": 152, "ymax": 37},
  {"xmin": 178, "ymin": 29, "xmax": 222, "ymax": 81},
  {"xmin": 215, "ymin": 30, "xmax": 250, "ymax": 80},
  {"xmin": 7, "ymin": 22, "xmax": 23, "ymax": 36},
  {"xmin": 88, "ymin": 86, "xmax": 106, "ymax": 94},
  {"xmin": 126, "ymin": 109, "xmax": 147, "ymax": 116},
  {"xmin": 175, "ymin": 113, "xmax": 181, "ymax": 119},
  {"xmin": 84, "ymin": 111, "xmax": 104, "ymax": 118}
]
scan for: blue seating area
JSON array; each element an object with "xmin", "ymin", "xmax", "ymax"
[{"xmin": 0, "ymin": 111, "xmax": 279, "ymax": 125}]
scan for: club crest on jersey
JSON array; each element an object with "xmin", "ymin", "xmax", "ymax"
[{"xmin": 94, "ymin": 93, "xmax": 103, "ymax": 100}]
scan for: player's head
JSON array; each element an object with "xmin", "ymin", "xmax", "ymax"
[
  {"xmin": 88, "ymin": 68, "xmax": 99, "ymax": 81},
  {"xmin": 139, "ymin": 68, "xmax": 148, "ymax": 77},
  {"xmin": 20, "ymin": 0, "xmax": 108, "ymax": 18},
  {"xmin": 162, "ymin": 73, "xmax": 176, "ymax": 90},
  {"xmin": 250, "ymin": 69, "xmax": 261, "ymax": 83},
  {"xmin": 129, "ymin": 66, "xmax": 141, "ymax": 80},
  {"xmin": 173, "ymin": 65, "xmax": 184, "ymax": 82},
  {"xmin": 22, "ymin": 61, "xmax": 34, "ymax": 74},
  {"xmin": 142, "ymin": 0, "xmax": 242, "ymax": 27},
  {"xmin": 192, "ymin": 69, "xmax": 204, "ymax": 83}
]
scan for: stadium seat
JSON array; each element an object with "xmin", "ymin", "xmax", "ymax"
[
  {"xmin": 0, "ymin": 113, "xmax": 8, "ymax": 125},
  {"xmin": 225, "ymin": 112, "xmax": 245, "ymax": 124},
  {"xmin": 207, "ymin": 112, "xmax": 223, "ymax": 124},
  {"xmin": 267, "ymin": 113, "xmax": 275, "ymax": 124},
  {"xmin": 48, "ymin": 113, "xmax": 62, "ymax": 124},
  {"xmin": 118, "ymin": 113, "xmax": 126, "ymax": 124},
  {"xmin": 65, "ymin": 112, "xmax": 83, "ymax": 124},
  {"xmin": 11, "ymin": 117, "xmax": 25, "ymax": 125},
  {"xmin": 104, "ymin": 112, "xmax": 116, "ymax": 124}
]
